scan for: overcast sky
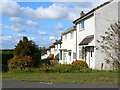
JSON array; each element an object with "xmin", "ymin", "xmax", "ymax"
[{"xmin": 0, "ymin": 0, "xmax": 108, "ymax": 49}]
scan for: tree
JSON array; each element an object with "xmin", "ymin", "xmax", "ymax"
[
  {"xmin": 39, "ymin": 47, "xmax": 47, "ymax": 56},
  {"xmin": 9, "ymin": 36, "xmax": 41, "ymax": 68},
  {"xmin": 97, "ymin": 22, "xmax": 120, "ymax": 69}
]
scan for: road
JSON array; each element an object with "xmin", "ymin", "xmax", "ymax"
[{"xmin": 2, "ymin": 80, "xmax": 118, "ymax": 88}]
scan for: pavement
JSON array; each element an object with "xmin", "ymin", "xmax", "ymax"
[{"xmin": 2, "ymin": 80, "xmax": 119, "ymax": 88}]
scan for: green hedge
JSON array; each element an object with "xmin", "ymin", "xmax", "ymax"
[
  {"xmin": 1, "ymin": 50, "xmax": 14, "ymax": 65},
  {"xmin": 0, "ymin": 50, "xmax": 14, "ymax": 72},
  {"xmin": 39, "ymin": 64, "xmax": 91, "ymax": 73}
]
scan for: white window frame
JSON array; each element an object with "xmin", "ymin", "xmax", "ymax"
[{"xmin": 79, "ymin": 20, "xmax": 85, "ymax": 30}]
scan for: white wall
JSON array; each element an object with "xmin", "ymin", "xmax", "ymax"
[
  {"xmin": 95, "ymin": 1, "xmax": 119, "ymax": 70},
  {"xmin": 60, "ymin": 30, "xmax": 76, "ymax": 64},
  {"xmin": 76, "ymin": 15, "xmax": 95, "ymax": 59},
  {"xmin": 76, "ymin": 15, "xmax": 96, "ymax": 68}
]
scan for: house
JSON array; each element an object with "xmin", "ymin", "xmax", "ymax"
[
  {"xmin": 46, "ymin": 38, "xmax": 62, "ymax": 59},
  {"xmin": 73, "ymin": 0, "xmax": 119, "ymax": 70},
  {"xmin": 53, "ymin": 38, "xmax": 62, "ymax": 60},
  {"xmin": 59, "ymin": 26, "xmax": 77, "ymax": 64},
  {"xmin": 47, "ymin": 0, "xmax": 119, "ymax": 70}
]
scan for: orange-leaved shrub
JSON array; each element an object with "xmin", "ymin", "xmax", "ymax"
[
  {"xmin": 72, "ymin": 60, "xmax": 89, "ymax": 69},
  {"xmin": 8, "ymin": 56, "xmax": 33, "ymax": 70}
]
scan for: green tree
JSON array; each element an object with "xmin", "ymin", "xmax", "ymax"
[
  {"xmin": 97, "ymin": 22, "xmax": 120, "ymax": 69},
  {"xmin": 13, "ymin": 36, "xmax": 41, "ymax": 68}
]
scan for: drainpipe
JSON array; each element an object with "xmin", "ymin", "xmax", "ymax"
[{"xmin": 76, "ymin": 24, "xmax": 77, "ymax": 60}]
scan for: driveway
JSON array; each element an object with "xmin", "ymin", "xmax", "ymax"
[{"xmin": 2, "ymin": 80, "xmax": 118, "ymax": 88}]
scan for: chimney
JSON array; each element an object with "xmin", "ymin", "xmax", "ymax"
[{"xmin": 80, "ymin": 11, "xmax": 85, "ymax": 17}]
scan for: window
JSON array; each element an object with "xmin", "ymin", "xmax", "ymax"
[
  {"xmin": 68, "ymin": 52, "xmax": 71, "ymax": 60},
  {"xmin": 60, "ymin": 44, "xmax": 61, "ymax": 48},
  {"xmin": 73, "ymin": 52, "xmax": 76, "ymax": 59},
  {"xmin": 63, "ymin": 53, "xmax": 66, "ymax": 61},
  {"xmin": 64, "ymin": 35, "xmax": 67, "ymax": 40},
  {"xmin": 79, "ymin": 20, "xmax": 84, "ymax": 29},
  {"xmin": 70, "ymin": 31, "xmax": 74, "ymax": 39},
  {"xmin": 91, "ymin": 50, "xmax": 92, "ymax": 57},
  {"xmin": 60, "ymin": 51, "xmax": 62, "ymax": 60}
]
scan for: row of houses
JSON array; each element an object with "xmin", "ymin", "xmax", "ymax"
[{"xmin": 42, "ymin": 0, "xmax": 120, "ymax": 70}]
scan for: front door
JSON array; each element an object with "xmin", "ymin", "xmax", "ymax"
[{"xmin": 86, "ymin": 46, "xmax": 94, "ymax": 68}]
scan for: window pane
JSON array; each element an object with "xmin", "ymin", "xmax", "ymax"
[{"xmin": 79, "ymin": 20, "xmax": 84, "ymax": 29}]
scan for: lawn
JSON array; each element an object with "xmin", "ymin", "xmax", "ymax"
[{"xmin": 2, "ymin": 71, "xmax": 118, "ymax": 84}]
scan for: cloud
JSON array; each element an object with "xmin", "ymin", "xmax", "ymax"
[
  {"xmin": 38, "ymin": 31, "xmax": 47, "ymax": 35},
  {"xmin": 55, "ymin": 23, "xmax": 64, "ymax": 30},
  {"xmin": 1, "ymin": 17, "xmax": 38, "ymax": 32},
  {"xmin": 49, "ymin": 36, "xmax": 56, "ymax": 40},
  {"xmin": 1, "ymin": 1, "xmax": 102, "ymax": 21},
  {"xmin": 1, "ymin": 1, "xmax": 21, "ymax": 16},
  {"xmin": 9, "ymin": 17, "xmax": 22, "ymax": 23},
  {"xmin": 0, "ymin": 23, "xmax": 25, "ymax": 32},
  {"xmin": 11, "ymin": 25, "xmax": 25, "ymax": 32},
  {"xmin": 0, "ymin": 35, "xmax": 17, "ymax": 49},
  {"xmin": 0, "ymin": 24, "xmax": 11, "ymax": 30},
  {"xmin": 35, "ymin": 4, "xmax": 68, "ymax": 20},
  {"xmin": 26, "ymin": 20, "xmax": 38, "ymax": 27}
]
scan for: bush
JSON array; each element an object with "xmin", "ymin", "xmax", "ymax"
[
  {"xmin": 49, "ymin": 60, "xmax": 58, "ymax": 65},
  {"xmin": 8, "ymin": 56, "xmax": 33, "ymax": 70},
  {"xmin": 40, "ymin": 58, "xmax": 51, "ymax": 65},
  {"xmin": 72, "ymin": 60, "xmax": 89, "ymax": 69},
  {"xmin": 39, "ymin": 63, "xmax": 90, "ymax": 73},
  {"xmin": 14, "ymin": 36, "xmax": 41, "ymax": 68}
]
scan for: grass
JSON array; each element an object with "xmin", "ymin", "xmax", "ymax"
[{"xmin": 2, "ymin": 71, "xmax": 118, "ymax": 84}]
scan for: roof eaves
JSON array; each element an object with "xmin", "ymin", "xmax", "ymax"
[
  {"xmin": 62, "ymin": 26, "xmax": 76, "ymax": 35},
  {"xmin": 73, "ymin": 0, "xmax": 112, "ymax": 24}
]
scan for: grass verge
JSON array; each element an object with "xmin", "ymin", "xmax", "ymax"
[{"xmin": 2, "ymin": 71, "xmax": 118, "ymax": 84}]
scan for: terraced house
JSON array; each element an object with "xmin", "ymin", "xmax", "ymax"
[
  {"xmin": 45, "ymin": 0, "xmax": 119, "ymax": 70},
  {"xmin": 59, "ymin": 26, "xmax": 76, "ymax": 64},
  {"xmin": 73, "ymin": 0, "xmax": 119, "ymax": 70}
]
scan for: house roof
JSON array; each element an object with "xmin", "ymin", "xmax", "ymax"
[
  {"xmin": 79, "ymin": 35, "xmax": 94, "ymax": 46},
  {"xmin": 49, "ymin": 44, "xmax": 55, "ymax": 48},
  {"xmin": 62, "ymin": 26, "xmax": 76, "ymax": 35},
  {"xmin": 73, "ymin": 0, "xmax": 113, "ymax": 24},
  {"xmin": 53, "ymin": 39, "xmax": 62, "ymax": 45},
  {"xmin": 47, "ymin": 54, "xmax": 54, "ymax": 59}
]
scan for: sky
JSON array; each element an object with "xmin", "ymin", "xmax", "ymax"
[{"xmin": 0, "ymin": 0, "xmax": 108, "ymax": 49}]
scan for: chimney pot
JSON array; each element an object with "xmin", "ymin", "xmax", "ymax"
[{"xmin": 80, "ymin": 11, "xmax": 85, "ymax": 17}]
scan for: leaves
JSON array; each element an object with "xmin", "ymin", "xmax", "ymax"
[
  {"xmin": 97, "ymin": 22, "xmax": 120, "ymax": 69},
  {"xmin": 8, "ymin": 36, "xmax": 41, "ymax": 69}
]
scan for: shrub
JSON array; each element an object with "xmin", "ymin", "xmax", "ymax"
[
  {"xmin": 39, "ymin": 63, "xmax": 91, "ymax": 73},
  {"xmin": 49, "ymin": 60, "xmax": 58, "ymax": 65},
  {"xmin": 14, "ymin": 36, "xmax": 41, "ymax": 68},
  {"xmin": 8, "ymin": 56, "xmax": 33, "ymax": 70},
  {"xmin": 72, "ymin": 60, "xmax": 89, "ymax": 69},
  {"xmin": 40, "ymin": 58, "xmax": 51, "ymax": 65}
]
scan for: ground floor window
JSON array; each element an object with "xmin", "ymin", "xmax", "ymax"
[
  {"xmin": 60, "ymin": 50, "xmax": 62, "ymax": 60},
  {"xmin": 81, "ymin": 47, "xmax": 86, "ymax": 60},
  {"xmin": 63, "ymin": 52, "xmax": 66, "ymax": 61},
  {"xmin": 68, "ymin": 52, "xmax": 71, "ymax": 61},
  {"xmin": 73, "ymin": 52, "xmax": 76, "ymax": 59}
]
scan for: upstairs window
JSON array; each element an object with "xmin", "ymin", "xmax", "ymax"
[
  {"xmin": 79, "ymin": 20, "xmax": 84, "ymax": 30},
  {"xmin": 70, "ymin": 31, "xmax": 74, "ymax": 39},
  {"xmin": 64, "ymin": 35, "xmax": 67, "ymax": 40}
]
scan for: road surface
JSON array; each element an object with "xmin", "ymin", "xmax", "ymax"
[{"xmin": 2, "ymin": 80, "xmax": 118, "ymax": 88}]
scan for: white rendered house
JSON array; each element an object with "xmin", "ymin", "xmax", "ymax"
[
  {"xmin": 53, "ymin": 39, "xmax": 62, "ymax": 60},
  {"xmin": 73, "ymin": 0, "xmax": 119, "ymax": 70},
  {"xmin": 59, "ymin": 26, "xmax": 77, "ymax": 64},
  {"xmin": 47, "ymin": 39, "xmax": 62, "ymax": 59}
]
